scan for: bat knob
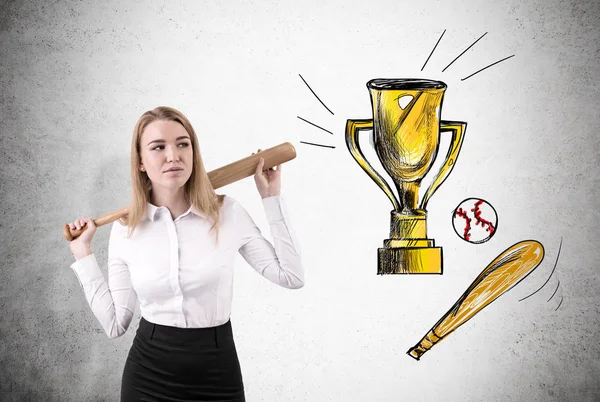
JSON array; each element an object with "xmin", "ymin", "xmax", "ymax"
[
  {"xmin": 63, "ymin": 224, "xmax": 74, "ymax": 241},
  {"xmin": 407, "ymin": 346, "xmax": 425, "ymax": 361},
  {"xmin": 406, "ymin": 330, "xmax": 440, "ymax": 361}
]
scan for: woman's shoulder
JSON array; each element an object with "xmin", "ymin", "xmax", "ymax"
[
  {"xmin": 110, "ymin": 219, "xmax": 128, "ymax": 236},
  {"xmin": 110, "ymin": 218, "xmax": 125, "ymax": 229},
  {"xmin": 220, "ymin": 194, "xmax": 256, "ymax": 217},
  {"xmin": 220, "ymin": 194, "xmax": 240, "ymax": 208}
]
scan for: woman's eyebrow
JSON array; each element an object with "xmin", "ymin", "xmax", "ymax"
[{"xmin": 147, "ymin": 136, "xmax": 190, "ymax": 146}]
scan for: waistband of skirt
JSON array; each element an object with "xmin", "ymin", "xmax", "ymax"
[{"xmin": 137, "ymin": 316, "xmax": 234, "ymax": 347}]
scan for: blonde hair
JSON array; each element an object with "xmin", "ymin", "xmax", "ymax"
[{"xmin": 120, "ymin": 106, "xmax": 224, "ymax": 238}]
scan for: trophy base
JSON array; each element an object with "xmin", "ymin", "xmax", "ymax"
[{"xmin": 378, "ymin": 246, "xmax": 443, "ymax": 274}]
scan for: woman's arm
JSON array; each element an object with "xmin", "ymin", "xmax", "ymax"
[
  {"xmin": 236, "ymin": 195, "xmax": 304, "ymax": 289},
  {"xmin": 235, "ymin": 155, "xmax": 304, "ymax": 288},
  {"xmin": 69, "ymin": 221, "xmax": 137, "ymax": 338}
]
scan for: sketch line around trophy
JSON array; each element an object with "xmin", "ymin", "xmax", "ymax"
[
  {"xmin": 407, "ymin": 240, "xmax": 545, "ymax": 361},
  {"xmin": 461, "ymin": 54, "xmax": 515, "ymax": 81},
  {"xmin": 518, "ymin": 237, "xmax": 562, "ymax": 302},
  {"xmin": 297, "ymin": 116, "xmax": 334, "ymax": 135},
  {"xmin": 300, "ymin": 141, "xmax": 335, "ymax": 149},
  {"xmin": 421, "ymin": 29, "xmax": 446, "ymax": 71},
  {"xmin": 441, "ymin": 32, "xmax": 488, "ymax": 72},
  {"xmin": 298, "ymin": 73, "xmax": 335, "ymax": 115}
]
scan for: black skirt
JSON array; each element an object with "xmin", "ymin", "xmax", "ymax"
[{"xmin": 121, "ymin": 317, "xmax": 245, "ymax": 402}]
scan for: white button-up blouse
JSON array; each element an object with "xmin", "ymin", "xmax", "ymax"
[{"xmin": 69, "ymin": 195, "xmax": 303, "ymax": 338}]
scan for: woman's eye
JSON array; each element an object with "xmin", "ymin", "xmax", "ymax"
[{"xmin": 152, "ymin": 143, "xmax": 189, "ymax": 151}]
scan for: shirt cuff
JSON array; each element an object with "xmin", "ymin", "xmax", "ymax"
[
  {"xmin": 262, "ymin": 195, "xmax": 284, "ymax": 223},
  {"xmin": 70, "ymin": 253, "xmax": 104, "ymax": 283}
]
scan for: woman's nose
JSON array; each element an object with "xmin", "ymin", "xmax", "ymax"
[{"xmin": 166, "ymin": 145, "xmax": 180, "ymax": 162}]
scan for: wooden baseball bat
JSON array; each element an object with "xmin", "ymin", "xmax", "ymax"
[
  {"xmin": 407, "ymin": 240, "xmax": 545, "ymax": 360},
  {"xmin": 63, "ymin": 142, "xmax": 296, "ymax": 241}
]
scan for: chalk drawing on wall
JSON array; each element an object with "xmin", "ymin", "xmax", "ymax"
[
  {"xmin": 298, "ymin": 30, "xmax": 515, "ymax": 275},
  {"xmin": 297, "ymin": 74, "xmax": 336, "ymax": 149},
  {"xmin": 452, "ymin": 198, "xmax": 498, "ymax": 244},
  {"xmin": 407, "ymin": 240, "xmax": 545, "ymax": 360},
  {"xmin": 297, "ymin": 29, "xmax": 550, "ymax": 361},
  {"xmin": 345, "ymin": 78, "xmax": 466, "ymax": 275}
]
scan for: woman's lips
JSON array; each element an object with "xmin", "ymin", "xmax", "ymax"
[{"xmin": 164, "ymin": 169, "xmax": 183, "ymax": 174}]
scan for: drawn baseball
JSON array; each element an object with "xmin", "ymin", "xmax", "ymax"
[{"xmin": 452, "ymin": 198, "xmax": 498, "ymax": 243}]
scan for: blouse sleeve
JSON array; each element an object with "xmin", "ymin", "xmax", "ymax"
[
  {"xmin": 69, "ymin": 221, "xmax": 137, "ymax": 339},
  {"xmin": 236, "ymin": 195, "xmax": 304, "ymax": 289}
]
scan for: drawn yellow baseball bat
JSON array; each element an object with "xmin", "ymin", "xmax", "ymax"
[
  {"xmin": 407, "ymin": 240, "xmax": 545, "ymax": 360},
  {"xmin": 63, "ymin": 142, "xmax": 296, "ymax": 241}
]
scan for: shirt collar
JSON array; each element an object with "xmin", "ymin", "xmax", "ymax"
[{"xmin": 145, "ymin": 202, "xmax": 206, "ymax": 221}]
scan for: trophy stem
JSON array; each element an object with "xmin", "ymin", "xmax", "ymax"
[
  {"xmin": 389, "ymin": 210, "xmax": 427, "ymax": 239},
  {"xmin": 396, "ymin": 181, "xmax": 422, "ymax": 214},
  {"xmin": 379, "ymin": 209, "xmax": 442, "ymax": 274}
]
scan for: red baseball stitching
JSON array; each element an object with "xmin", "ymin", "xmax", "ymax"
[
  {"xmin": 471, "ymin": 200, "xmax": 496, "ymax": 234},
  {"xmin": 455, "ymin": 207, "xmax": 472, "ymax": 241}
]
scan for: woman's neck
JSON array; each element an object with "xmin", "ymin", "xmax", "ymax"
[{"xmin": 150, "ymin": 188, "xmax": 190, "ymax": 220}]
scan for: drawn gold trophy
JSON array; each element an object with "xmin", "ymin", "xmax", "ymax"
[{"xmin": 346, "ymin": 79, "xmax": 466, "ymax": 274}]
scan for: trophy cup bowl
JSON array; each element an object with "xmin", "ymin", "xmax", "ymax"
[{"xmin": 346, "ymin": 78, "xmax": 466, "ymax": 274}]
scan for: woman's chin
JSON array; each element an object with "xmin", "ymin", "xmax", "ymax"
[{"xmin": 158, "ymin": 179, "xmax": 187, "ymax": 190}]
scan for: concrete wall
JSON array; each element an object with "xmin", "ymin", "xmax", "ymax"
[{"xmin": 1, "ymin": 0, "xmax": 598, "ymax": 400}]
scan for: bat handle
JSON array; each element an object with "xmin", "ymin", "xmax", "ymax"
[
  {"xmin": 407, "ymin": 330, "xmax": 441, "ymax": 361},
  {"xmin": 64, "ymin": 223, "xmax": 85, "ymax": 241},
  {"xmin": 63, "ymin": 207, "xmax": 129, "ymax": 241},
  {"xmin": 63, "ymin": 222, "xmax": 97, "ymax": 241}
]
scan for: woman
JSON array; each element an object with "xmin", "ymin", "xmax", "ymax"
[{"xmin": 67, "ymin": 106, "xmax": 304, "ymax": 402}]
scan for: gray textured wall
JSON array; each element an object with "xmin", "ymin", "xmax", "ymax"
[{"xmin": 1, "ymin": 0, "xmax": 599, "ymax": 401}]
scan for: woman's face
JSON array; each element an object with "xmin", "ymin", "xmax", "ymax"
[{"xmin": 139, "ymin": 120, "xmax": 194, "ymax": 191}]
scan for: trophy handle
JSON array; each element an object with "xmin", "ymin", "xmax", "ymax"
[
  {"xmin": 420, "ymin": 120, "xmax": 467, "ymax": 210},
  {"xmin": 345, "ymin": 119, "xmax": 401, "ymax": 211}
]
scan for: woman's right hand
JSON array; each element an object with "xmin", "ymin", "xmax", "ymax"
[{"xmin": 68, "ymin": 216, "xmax": 97, "ymax": 260}]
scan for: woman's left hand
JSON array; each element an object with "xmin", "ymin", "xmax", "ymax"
[{"xmin": 253, "ymin": 149, "xmax": 281, "ymax": 199}]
